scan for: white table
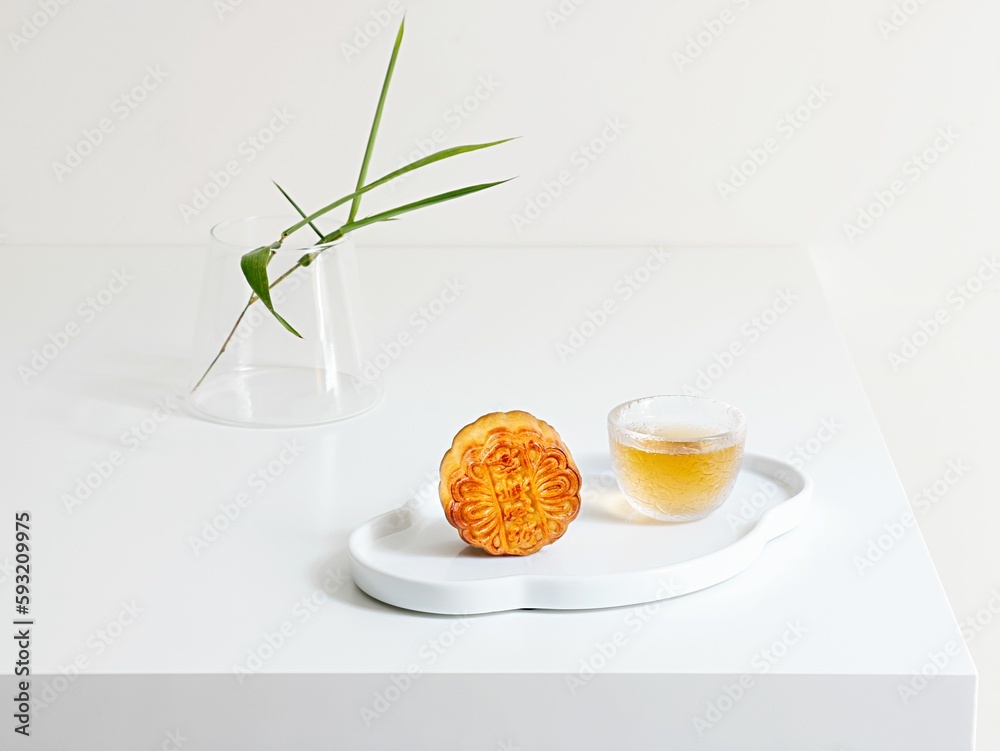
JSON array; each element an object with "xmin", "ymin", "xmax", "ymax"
[{"xmin": 0, "ymin": 245, "xmax": 975, "ymax": 749}]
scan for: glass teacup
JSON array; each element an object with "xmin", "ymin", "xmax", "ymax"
[{"xmin": 608, "ymin": 395, "xmax": 746, "ymax": 522}]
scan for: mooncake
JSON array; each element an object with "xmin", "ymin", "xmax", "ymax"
[{"xmin": 439, "ymin": 411, "xmax": 582, "ymax": 556}]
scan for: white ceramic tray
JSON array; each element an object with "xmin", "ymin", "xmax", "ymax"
[{"xmin": 348, "ymin": 453, "xmax": 812, "ymax": 614}]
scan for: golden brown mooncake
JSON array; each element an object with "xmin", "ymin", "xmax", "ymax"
[{"xmin": 439, "ymin": 411, "xmax": 582, "ymax": 556}]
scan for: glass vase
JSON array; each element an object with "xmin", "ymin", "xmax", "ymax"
[{"xmin": 187, "ymin": 215, "xmax": 381, "ymax": 427}]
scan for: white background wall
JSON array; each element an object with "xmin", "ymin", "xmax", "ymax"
[{"xmin": 4, "ymin": 0, "xmax": 999, "ymax": 746}]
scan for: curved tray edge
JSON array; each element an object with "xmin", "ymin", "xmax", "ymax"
[{"xmin": 348, "ymin": 453, "xmax": 813, "ymax": 615}]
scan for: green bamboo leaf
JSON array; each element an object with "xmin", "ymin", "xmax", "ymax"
[
  {"xmin": 281, "ymin": 139, "xmax": 515, "ymax": 240},
  {"xmin": 272, "ymin": 181, "xmax": 323, "ymax": 239},
  {"xmin": 362, "ymin": 139, "xmax": 516, "ymax": 194},
  {"xmin": 240, "ymin": 245, "xmax": 302, "ymax": 337},
  {"xmin": 328, "ymin": 179, "xmax": 513, "ymax": 239},
  {"xmin": 349, "ymin": 17, "xmax": 405, "ymax": 224}
]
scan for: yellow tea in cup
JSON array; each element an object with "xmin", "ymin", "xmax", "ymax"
[{"xmin": 608, "ymin": 397, "xmax": 746, "ymax": 522}]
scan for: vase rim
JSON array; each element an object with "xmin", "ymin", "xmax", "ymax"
[{"xmin": 210, "ymin": 214, "xmax": 350, "ymax": 252}]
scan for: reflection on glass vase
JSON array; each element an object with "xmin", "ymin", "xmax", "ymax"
[{"xmin": 188, "ymin": 215, "xmax": 382, "ymax": 427}]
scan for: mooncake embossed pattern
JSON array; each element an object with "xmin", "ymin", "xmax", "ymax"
[{"xmin": 439, "ymin": 411, "xmax": 582, "ymax": 556}]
